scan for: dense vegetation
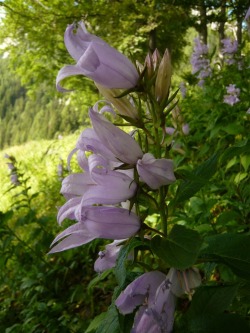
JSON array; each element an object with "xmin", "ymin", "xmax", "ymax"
[{"xmin": 0, "ymin": 1, "xmax": 250, "ymax": 332}]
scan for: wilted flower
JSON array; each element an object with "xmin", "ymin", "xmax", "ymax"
[
  {"xmin": 223, "ymin": 84, "xmax": 240, "ymax": 106},
  {"xmin": 56, "ymin": 22, "xmax": 139, "ymax": 91},
  {"xmin": 95, "ymin": 83, "xmax": 138, "ymax": 120}
]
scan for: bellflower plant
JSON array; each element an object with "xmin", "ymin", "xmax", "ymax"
[
  {"xmin": 48, "ymin": 20, "xmax": 250, "ymax": 333},
  {"xmin": 191, "ymin": 37, "xmax": 212, "ymax": 86}
]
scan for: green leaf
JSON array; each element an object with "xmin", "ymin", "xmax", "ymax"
[
  {"xmin": 187, "ymin": 313, "xmax": 249, "ymax": 333},
  {"xmin": 220, "ymin": 140, "xmax": 250, "ymax": 164},
  {"xmin": 151, "ymin": 225, "xmax": 203, "ymax": 269},
  {"xmin": 85, "ymin": 312, "xmax": 107, "ymax": 333},
  {"xmin": 201, "ymin": 233, "xmax": 250, "ymax": 280},
  {"xmin": 171, "ymin": 154, "xmax": 218, "ymax": 205},
  {"xmin": 187, "ymin": 285, "xmax": 238, "ymax": 317},
  {"xmin": 115, "ymin": 238, "xmax": 147, "ymax": 287},
  {"xmin": 96, "ymin": 305, "xmax": 120, "ymax": 333}
]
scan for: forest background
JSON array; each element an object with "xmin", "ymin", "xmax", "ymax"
[{"xmin": 0, "ymin": 0, "xmax": 250, "ymax": 332}]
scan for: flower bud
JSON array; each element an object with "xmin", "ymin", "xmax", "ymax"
[{"xmin": 155, "ymin": 49, "xmax": 172, "ymax": 103}]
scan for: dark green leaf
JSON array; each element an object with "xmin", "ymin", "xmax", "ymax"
[
  {"xmin": 96, "ymin": 305, "xmax": 120, "ymax": 333},
  {"xmin": 187, "ymin": 313, "xmax": 249, "ymax": 333},
  {"xmin": 187, "ymin": 285, "xmax": 238, "ymax": 317},
  {"xmin": 85, "ymin": 312, "xmax": 107, "ymax": 333},
  {"xmin": 151, "ymin": 225, "xmax": 203, "ymax": 269},
  {"xmin": 115, "ymin": 238, "xmax": 146, "ymax": 287},
  {"xmin": 201, "ymin": 233, "xmax": 250, "ymax": 280},
  {"xmin": 171, "ymin": 154, "xmax": 218, "ymax": 205}
]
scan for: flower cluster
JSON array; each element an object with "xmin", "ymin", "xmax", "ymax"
[
  {"xmin": 223, "ymin": 84, "xmax": 240, "ymax": 106},
  {"xmin": 191, "ymin": 37, "xmax": 212, "ymax": 86},
  {"xmin": 115, "ymin": 268, "xmax": 201, "ymax": 332},
  {"xmin": 221, "ymin": 38, "xmax": 238, "ymax": 65}
]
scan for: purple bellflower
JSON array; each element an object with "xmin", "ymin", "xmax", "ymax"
[
  {"xmin": 89, "ymin": 108, "xmax": 176, "ymax": 189},
  {"xmin": 89, "ymin": 108, "xmax": 143, "ymax": 164},
  {"xmin": 191, "ymin": 38, "xmax": 211, "ymax": 86},
  {"xmin": 116, "ymin": 268, "xmax": 201, "ymax": 333},
  {"xmin": 94, "ymin": 239, "xmax": 130, "ymax": 273},
  {"xmin": 137, "ymin": 153, "xmax": 176, "ymax": 190},
  {"xmin": 50, "ymin": 206, "xmax": 140, "ymax": 253},
  {"xmin": 223, "ymin": 84, "xmax": 240, "ymax": 106},
  {"xmin": 56, "ymin": 22, "xmax": 139, "ymax": 91}
]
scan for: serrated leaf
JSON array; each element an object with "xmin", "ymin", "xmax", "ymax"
[
  {"xmin": 151, "ymin": 225, "xmax": 203, "ymax": 269},
  {"xmin": 201, "ymin": 233, "xmax": 250, "ymax": 280},
  {"xmin": 171, "ymin": 154, "xmax": 218, "ymax": 205}
]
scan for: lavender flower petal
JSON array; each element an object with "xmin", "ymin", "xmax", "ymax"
[
  {"xmin": 81, "ymin": 206, "xmax": 140, "ymax": 239},
  {"xmin": 57, "ymin": 22, "xmax": 139, "ymax": 90},
  {"xmin": 115, "ymin": 271, "xmax": 166, "ymax": 314},
  {"xmin": 94, "ymin": 240, "xmax": 126, "ymax": 273},
  {"xmin": 89, "ymin": 108, "xmax": 143, "ymax": 164},
  {"xmin": 49, "ymin": 223, "xmax": 95, "ymax": 253},
  {"xmin": 137, "ymin": 153, "xmax": 176, "ymax": 189}
]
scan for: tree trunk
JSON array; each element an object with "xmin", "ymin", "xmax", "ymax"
[
  {"xmin": 218, "ymin": 0, "xmax": 227, "ymax": 48},
  {"xmin": 199, "ymin": 1, "xmax": 207, "ymax": 44}
]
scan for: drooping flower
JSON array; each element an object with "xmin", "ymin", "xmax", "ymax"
[
  {"xmin": 116, "ymin": 268, "xmax": 201, "ymax": 333},
  {"xmin": 56, "ymin": 22, "xmax": 139, "ymax": 91},
  {"xmin": 89, "ymin": 108, "xmax": 143, "ymax": 164},
  {"xmin": 137, "ymin": 153, "xmax": 176, "ymax": 190},
  {"xmin": 94, "ymin": 239, "xmax": 128, "ymax": 273},
  {"xmin": 50, "ymin": 206, "xmax": 141, "ymax": 253}
]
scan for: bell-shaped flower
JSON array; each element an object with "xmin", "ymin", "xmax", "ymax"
[
  {"xmin": 76, "ymin": 128, "xmax": 118, "ymax": 161},
  {"xmin": 89, "ymin": 108, "xmax": 143, "ymax": 164},
  {"xmin": 94, "ymin": 239, "xmax": 127, "ymax": 273},
  {"xmin": 50, "ymin": 206, "xmax": 141, "ymax": 253},
  {"xmin": 115, "ymin": 271, "xmax": 166, "ymax": 314},
  {"xmin": 116, "ymin": 267, "xmax": 201, "ymax": 333},
  {"xmin": 168, "ymin": 267, "xmax": 202, "ymax": 298},
  {"xmin": 136, "ymin": 153, "xmax": 176, "ymax": 189},
  {"xmin": 56, "ymin": 22, "xmax": 139, "ymax": 91}
]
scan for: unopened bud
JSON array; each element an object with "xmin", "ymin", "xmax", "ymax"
[
  {"xmin": 155, "ymin": 49, "xmax": 171, "ymax": 103},
  {"xmin": 145, "ymin": 53, "xmax": 154, "ymax": 79},
  {"xmin": 152, "ymin": 48, "xmax": 162, "ymax": 70}
]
